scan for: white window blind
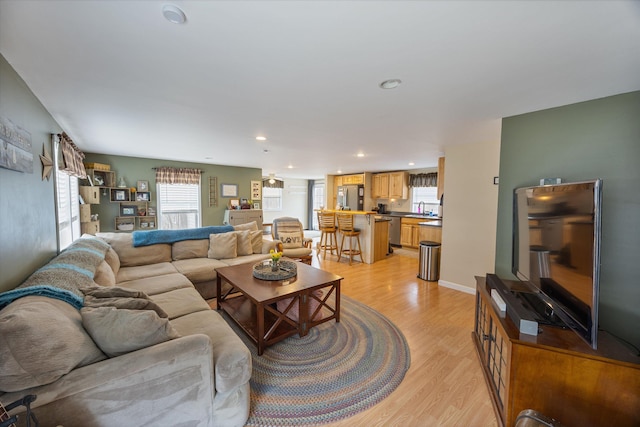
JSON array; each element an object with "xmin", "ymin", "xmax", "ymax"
[
  {"xmin": 156, "ymin": 182, "xmax": 201, "ymax": 230},
  {"xmin": 262, "ymin": 187, "xmax": 282, "ymax": 211},
  {"xmin": 411, "ymin": 187, "xmax": 439, "ymax": 213},
  {"xmin": 55, "ymin": 163, "xmax": 80, "ymax": 250}
]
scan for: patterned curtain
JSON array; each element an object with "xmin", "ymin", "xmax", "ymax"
[
  {"xmin": 262, "ymin": 178, "xmax": 284, "ymax": 189},
  {"xmin": 409, "ymin": 173, "xmax": 438, "ymax": 187},
  {"xmin": 58, "ymin": 132, "xmax": 87, "ymax": 178},
  {"xmin": 155, "ymin": 167, "xmax": 202, "ymax": 184}
]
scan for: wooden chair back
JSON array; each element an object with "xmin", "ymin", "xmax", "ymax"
[
  {"xmin": 318, "ymin": 211, "xmax": 336, "ymax": 231},
  {"xmin": 336, "ymin": 213, "xmax": 356, "ymax": 232}
]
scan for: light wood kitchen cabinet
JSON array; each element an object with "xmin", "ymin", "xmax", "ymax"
[
  {"xmin": 372, "ymin": 171, "xmax": 408, "ymax": 199},
  {"xmin": 341, "ymin": 173, "xmax": 364, "ymax": 185},
  {"xmin": 437, "ymin": 157, "xmax": 445, "ymax": 200},
  {"xmin": 371, "ymin": 173, "xmax": 389, "ymax": 199},
  {"xmin": 388, "ymin": 171, "xmax": 408, "ymax": 199},
  {"xmin": 401, "ymin": 217, "xmax": 441, "ymax": 248}
]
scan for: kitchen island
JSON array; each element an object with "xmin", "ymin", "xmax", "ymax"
[{"xmin": 316, "ymin": 210, "xmax": 389, "ymax": 264}]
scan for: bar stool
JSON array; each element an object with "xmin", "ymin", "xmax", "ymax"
[
  {"xmin": 336, "ymin": 213, "xmax": 363, "ymax": 265},
  {"xmin": 317, "ymin": 211, "xmax": 338, "ymax": 259}
]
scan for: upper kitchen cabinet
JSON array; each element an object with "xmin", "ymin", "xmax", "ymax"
[
  {"xmin": 372, "ymin": 171, "xmax": 408, "ymax": 199},
  {"xmin": 371, "ymin": 173, "xmax": 389, "ymax": 199},
  {"xmin": 389, "ymin": 171, "xmax": 408, "ymax": 199},
  {"xmin": 437, "ymin": 157, "xmax": 445, "ymax": 200}
]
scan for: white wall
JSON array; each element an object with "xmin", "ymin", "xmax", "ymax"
[
  {"xmin": 263, "ymin": 178, "xmax": 309, "ymax": 228},
  {"xmin": 439, "ymin": 137, "xmax": 501, "ymax": 292}
]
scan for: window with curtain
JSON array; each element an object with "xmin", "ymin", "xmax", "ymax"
[
  {"xmin": 53, "ymin": 134, "xmax": 83, "ymax": 250},
  {"xmin": 155, "ymin": 167, "xmax": 202, "ymax": 230},
  {"xmin": 311, "ymin": 181, "xmax": 325, "ymax": 230},
  {"xmin": 409, "ymin": 172, "xmax": 439, "ymax": 213}
]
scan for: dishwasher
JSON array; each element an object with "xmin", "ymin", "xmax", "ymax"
[{"xmin": 388, "ymin": 216, "xmax": 402, "ymax": 246}]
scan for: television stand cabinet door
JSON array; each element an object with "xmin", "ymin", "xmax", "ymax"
[{"xmin": 472, "ymin": 276, "xmax": 640, "ymax": 427}]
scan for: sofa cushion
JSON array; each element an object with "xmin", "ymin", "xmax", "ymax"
[
  {"xmin": 170, "ymin": 310, "xmax": 252, "ymax": 393},
  {"xmin": 172, "ymin": 258, "xmax": 227, "ymax": 284},
  {"xmin": 279, "ymin": 231, "xmax": 303, "ymax": 248},
  {"xmin": 208, "ymin": 232, "xmax": 237, "ymax": 259},
  {"xmin": 233, "ymin": 221, "xmax": 258, "ymax": 231},
  {"xmin": 220, "ymin": 253, "xmax": 270, "ymax": 267},
  {"xmin": 93, "ymin": 260, "xmax": 116, "ymax": 287},
  {"xmin": 172, "ymin": 239, "xmax": 209, "ymax": 261},
  {"xmin": 81, "ymin": 306, "xmax": 180, "ymax": 357},
  {"xmin": 97, "ymin": 232, "xmax": 171, "ymax": 267},
  {"xmin": 104, "ymin": 246, "xmax": 120, "ymax": 276},
  {"xmin": 235, "ymin": 230, "xmax": 253, "ymax": 256},
  {"xmin": 116, "ymin": 273, "xmax": 193, "ymax": 296},
  {"xmin": 150, "ymin": 288, "xmax": 211, "ymax": 320},
  {"xmin": 116, "ymin": 262, "xmax": 178, "ymax": 283},
  {"xmin": 249, "ymin": 230, "xmax": 263, "ymax": 254},
  {"xmin": 0, "ymin": 296, "xmax": 106, "ymax": 392}
]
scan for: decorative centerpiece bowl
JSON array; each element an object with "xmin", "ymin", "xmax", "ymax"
[{"xmin": 253, "ymin": 260, "xmax": 297, "ymax": 281}]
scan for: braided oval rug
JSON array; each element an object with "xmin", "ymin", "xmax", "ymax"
[{"xmin": 225, "ymin": 295, "xmax": 411, "ymax": 426}]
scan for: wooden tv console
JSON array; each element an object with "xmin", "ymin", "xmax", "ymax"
[{"xmin": 473, "ymin": 276, "xmax": 640, "ymax": 427}]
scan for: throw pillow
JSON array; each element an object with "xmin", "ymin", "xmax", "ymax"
[
  {"xmin": 235, "ymin": 230, "xmax": 253, "ymax": 256},
  {"xmin": 279, "ymin": 231, "xmax": 303, "ymax": 248},
  {"xmin": 250, "ymin": 230, "xmax": 263, "ymax": 254},
  {"xmin": 81, "ymin": 306, "xmax": 179, "ymax": 357},
  {"xmin": 0, "ymin": 296, "xmax": 106, "ymax": 392},
  {"xmin": 93, "ymin": 260, "xmax": 116, "ymax": 287},
  {"xmin": 233, "ymin": 221, "xmax": 258, "ymax": 232},
  {"xmin": 208, "ymin": 232, "xmax": 237, "ymax": 259}
]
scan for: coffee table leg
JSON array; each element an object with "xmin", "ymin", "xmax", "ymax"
[
  {"xmin": 216, "ymin": 276, "xmax": 222, "ymax": 310},
  {"xmin": 257, "ymin": 302, "xmax": 265, "ymax": 355},
  {"xmin": 335, "ymin": 281, "xmax": 341, "ymax": 323}
]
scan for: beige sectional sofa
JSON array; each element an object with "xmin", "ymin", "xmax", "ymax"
[{"xmin": 0, "ymin": 224, "xmax": 277, "ymax": 426}]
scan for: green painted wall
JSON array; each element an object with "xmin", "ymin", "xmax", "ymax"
[
  {"xmin": 496, "ymin": 91, "xmax": 640, "ymax": 349},
  {"xmin": 0, "ymin": 54, "xmax": 61, "ymax": 292},
  {"xmin": 83, "ymin": 153, "xmax": 262, "ymax": 231}
]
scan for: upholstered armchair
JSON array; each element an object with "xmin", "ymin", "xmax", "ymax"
[{"xmin": 271, "ymin": 217, "xmax": 313, "ymax": 264}]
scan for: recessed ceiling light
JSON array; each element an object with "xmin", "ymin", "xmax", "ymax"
[
  {"xmin": 379, "ymin": 79, "xmax": 402, "ymax": 89},
  {"xmin": 356, "ymin": 153, "xmax": 365, "ymax": 158},
  {"xmin": 256, "ymin": 136, "xmax": 267, "ymax": 141},
  {"xmin": 408, "ymin": 162, "xmax": 415, "ymax": 166},
  {"xmin": 287, "ymin": 164, "xmax": 293, "ymax": 169},
  {"xmin": 337, "ymin": 170, "xmax": 342, "ymax": 174},
  {"xmin": 162, "ymin": 4, "xmax": 187, "ymax": 24}
]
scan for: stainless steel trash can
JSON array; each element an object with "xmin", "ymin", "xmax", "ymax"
[{"xmin": 418, "ymin": 240, "xmax": 440, "ymax": 281}]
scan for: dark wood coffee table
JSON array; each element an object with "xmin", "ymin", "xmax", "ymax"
[{"xmin": 216, "ymin": 261, "xmax": 342, "ymax": 355}]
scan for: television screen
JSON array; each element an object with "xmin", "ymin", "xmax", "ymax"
[{"xmin": 513, "ymin": 179, "xmax": 602, "ymax": 349}]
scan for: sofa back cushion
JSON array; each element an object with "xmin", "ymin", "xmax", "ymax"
[
  {"xmin": 97, "ymin": 232, "xmax": 171, "ymax": 267},
  {"xmin": 208, "ymin": 232, "xmax": 237, "ymax": 259},
  {"xmin": 233, "ymin": 221, "xmax": 259, "ymax": 232},
  {"xmin": 104, "ymin": 246, "xmax": 120, "ymax": 276},
  {"xmin": 0, "ymin": 296, "xmax": 106, "ymax": 392},
  {"xmin": 172, "ymin": 239, "xmax": 209, "ymax": 260}
]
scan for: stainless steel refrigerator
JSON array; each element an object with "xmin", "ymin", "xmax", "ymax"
[{"xmin": 336, "ymin": 185, "xmax": 364, "ymax": 211}]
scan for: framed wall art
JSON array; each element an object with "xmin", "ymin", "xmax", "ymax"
[
  {"xmin": 120, "ymin": 205, "xmax": 138, "ymax": 216},
  {"xmin": 251, "ymin": 180, "xmax": 262, "ymax": 200},
  {"xmin": 221, "ymin": 183, "xmax": 238, "ymax": 197}
]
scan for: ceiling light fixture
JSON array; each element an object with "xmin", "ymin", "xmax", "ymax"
[
  {"xmin": 256, "ymin": 136, "xmax": 267, "ymax": 141},
  {"xmin": 268, "ymin": 173, "xmax": 276, "ymax": 184},
  {"xmin": 356, "ymin": 152, "xmax": 365, "ymax": 158},
  {"xmin": 408, "ymin": 162, "xmax": 415, "ymax": 166},
  {"xmin": 379, "ymin": 79, "xmax": 402, "ymax": 89},
  {"xmin": 162, "ymin": 4, "xmax": 187, "ymax": 24}
]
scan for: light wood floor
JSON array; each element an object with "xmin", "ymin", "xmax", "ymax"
[
  {"xmin": 311, "ymin": 249, "xmax": 498, "ymax": 427},
  {"xmin": 232, "ymin": 244, "xmax": 499, "ymax": 426}
]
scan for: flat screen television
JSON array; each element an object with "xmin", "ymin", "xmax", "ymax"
[{"xmin": 512, "ymin": 179, "xmax": 602, "ymax": 349}]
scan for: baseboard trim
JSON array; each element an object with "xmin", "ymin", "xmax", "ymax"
[{"xmin": 438, "ymin": 280, "xmax": 475, "ymax": 295}]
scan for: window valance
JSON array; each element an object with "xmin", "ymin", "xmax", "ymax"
[
  {"xmin": 58, "ymin": 132, "xmax": 86, "ymax": 178},
  {"xmin": 262, "ymin": 178, "xmax": 284, "ymax": 189},
  {"xmin": 154, "ymin": 167, "xmax": 202, "ymax": 184},
  {"xmin": 409, "ymin": 173, "xmax": 438, "ymax": 188}
]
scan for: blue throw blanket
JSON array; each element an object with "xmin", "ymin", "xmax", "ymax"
[
  {"xmin": 0, "ymin": 236, "xmax": 110, "ymax": 310},
  {"xmin": 132, "ymin": 226, "xmax": 235, "ymax": 247}
]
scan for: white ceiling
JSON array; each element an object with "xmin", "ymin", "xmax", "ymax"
[{"xmin": 1, "ymin": 1, "xmax": 639, "ymax": 180}]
